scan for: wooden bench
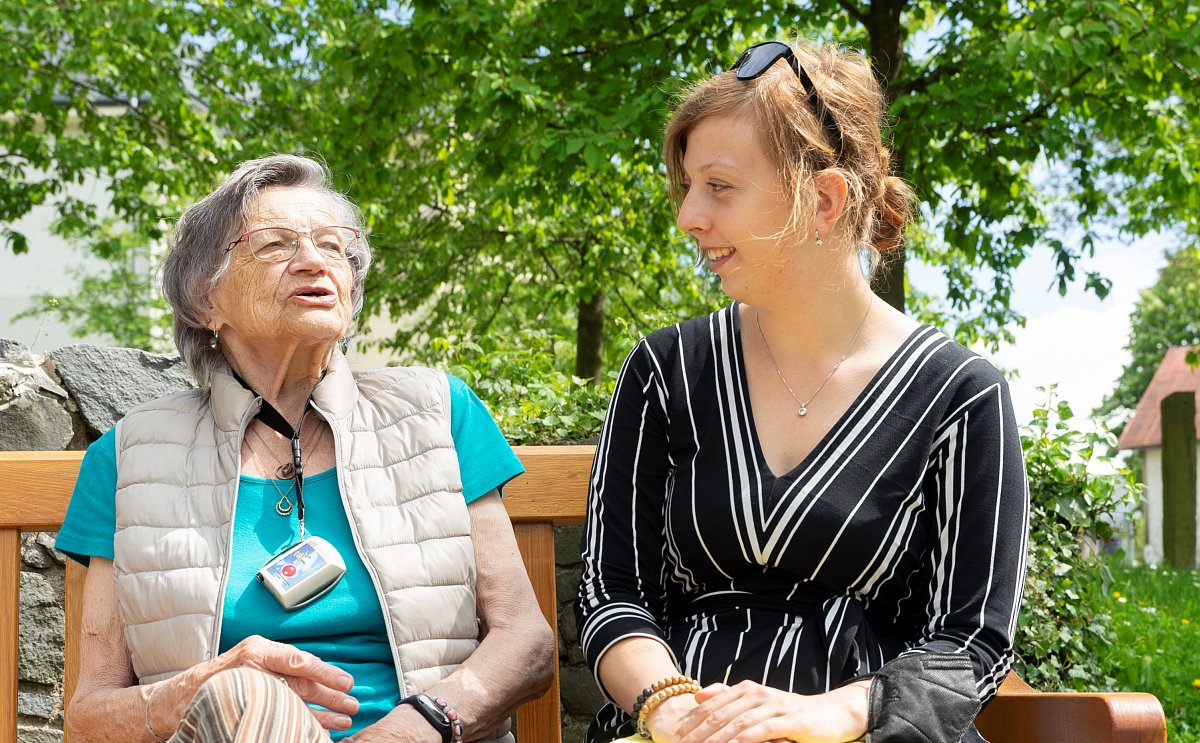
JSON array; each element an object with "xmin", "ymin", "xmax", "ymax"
[{"xmin": 1, "ymin": 447, "xmax": 1167, "ymax": 742}]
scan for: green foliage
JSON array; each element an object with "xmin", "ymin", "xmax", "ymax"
[
  {"xmin": 5, "ymin": 0, "xmax": 1200, "ymax": 372},
  {"xmin": 420, "ymin": 329, "xmax": 615, "ymax": 445},
  {"xmin": 1016, "ymin": 390, "xmax": 1140, "ymax": 690},
  {"xmin": 1095, "ymin": 558, "xmax": 1200, "ymax": 743},
  {"xmin": 1097, "ymin": 244, "xmax": 1200, "ymax": 422}
]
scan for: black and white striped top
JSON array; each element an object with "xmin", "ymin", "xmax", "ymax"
[{"xmin": 576, "ymin": 303, "xmax": 1029, "ymax": 741}]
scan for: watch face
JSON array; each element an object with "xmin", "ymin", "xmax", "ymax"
[{"xmin": 417, "ymin": 695, "xmax": 450, "ymax": 725}]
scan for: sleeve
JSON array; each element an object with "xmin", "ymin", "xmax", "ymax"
[
  {"xmin": 574, "ymin": 339, "xmax": 677, "ymax": 700},
  {"xmin": 447, "ymin": 374, "xmax": 525, "ymax": 503},
  {"xmin": 868, "ymin": 363, "xmax": 1029, "ymax": 741},
  {"xmin": 53, "ymin": 428, "xmax": 120, "ymax": 566}
]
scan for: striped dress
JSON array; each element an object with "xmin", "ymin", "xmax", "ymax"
[{"xmin": 576, "ymin": 303, "xmax": 1029, "ymax": 742}]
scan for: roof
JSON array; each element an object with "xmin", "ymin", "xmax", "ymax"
[{"xmin": 1118, "ymin": 346, "xmax": 1200, "ymax": 450}]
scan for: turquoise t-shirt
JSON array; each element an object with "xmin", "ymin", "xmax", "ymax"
[{"xmin": 55, "ymin": 374, "xmax": 523, "ymax": 740}]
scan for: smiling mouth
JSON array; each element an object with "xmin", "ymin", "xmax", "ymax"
[{"xmin": 704, "ymin": 246, "xmax": 735, "ymax": 260}]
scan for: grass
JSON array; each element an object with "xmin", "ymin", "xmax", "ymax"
[{"xmin": 1091, "ymin": 555, "xmax": 1200, "ymax": 741}]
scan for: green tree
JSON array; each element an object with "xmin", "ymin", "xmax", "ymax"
[
  {"xmin": 1097, "ymin": 244, "xmax": 1200, "ymax": 422},
  {"xmin": 4, "ymin": 0, "xmax": 1199, "ymax": 376}
]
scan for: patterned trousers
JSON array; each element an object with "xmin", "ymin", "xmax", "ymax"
[{"xmin": 169, "ymin": 667, "xmax": 333, "ymax": 743}]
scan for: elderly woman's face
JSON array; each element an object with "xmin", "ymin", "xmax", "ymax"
[{"xmin": 207, "ymin": 187, "xmax": 355, "ymax": 353}]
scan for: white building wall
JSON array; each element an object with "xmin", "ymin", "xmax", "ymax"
[
  {"xmin": 2, "ymin": 174, "xmax": 113, "ymax": 351},
  {"xmin": 1142, "ymin": 445, "xmax": 1200, "ymax": 566}
]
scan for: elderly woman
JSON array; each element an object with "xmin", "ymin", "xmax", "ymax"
[{"xmin": 55, "ymin": 155, "xmax": 554, "ymax": 743}]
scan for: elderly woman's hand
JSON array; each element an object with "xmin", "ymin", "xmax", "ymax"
[{"xmin": 207, "ymin": 635, "xmax": 360, "ymax": 730}]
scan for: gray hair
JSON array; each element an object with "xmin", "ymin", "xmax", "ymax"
[{"xmin": 161, "ymin": 154, "xmax": 372, "ymax": 387}]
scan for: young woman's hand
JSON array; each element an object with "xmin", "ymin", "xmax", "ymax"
[{"xmin": 668, "ymin": 680, "xmax": 870, "ymax": 743}]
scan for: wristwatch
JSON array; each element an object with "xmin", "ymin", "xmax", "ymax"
[{"xmin": 400, "ymin": 693, "xmax": 452, "ymax": 743}]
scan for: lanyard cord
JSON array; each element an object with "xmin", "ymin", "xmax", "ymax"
[{"xmin": 233, "ymin": 372, "xmax": 310, "ymax": 526}]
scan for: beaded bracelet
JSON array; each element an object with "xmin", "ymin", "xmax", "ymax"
[
  {"xmin": 431, "ymin": 696, "xmax": 465, "ymax": 743},
  {"xmin": 636, "ymin": 680, "xmax": 701, "ymax": 738},
  {"xmin": 630, "ymin": 674, "xmax": 697, "ymax": 723}
]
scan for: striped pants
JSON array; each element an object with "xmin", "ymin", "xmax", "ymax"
[{"xmin": 169, "ymin": 668, "xmax": 333, "ymax": 743}]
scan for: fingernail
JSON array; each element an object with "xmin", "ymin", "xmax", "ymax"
[
  {"xmin": 335, "ymin": 715, "xmax": 352, "ymax": 729},
  {"xmin": 340, "ymin": 674, "xmax": 354, "ymax": 691}
]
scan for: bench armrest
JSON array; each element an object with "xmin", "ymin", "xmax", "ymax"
[{"xmin": 975, "ymin": 688, "xmax": 1167, "ymax": 743}]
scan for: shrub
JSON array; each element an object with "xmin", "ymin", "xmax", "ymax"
[{"xmin": 1016, "ymin": 390, "xmax": 1140, "ymax": 689}]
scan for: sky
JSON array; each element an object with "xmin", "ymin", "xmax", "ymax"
[{"xmin": 911, "ymin": 234, "xmax": 1167, "ymax": 428}]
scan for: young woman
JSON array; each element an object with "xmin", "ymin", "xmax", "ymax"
[{"xmin": 576, "ymin": 40, "xmax": 1028, "ymax": 743}]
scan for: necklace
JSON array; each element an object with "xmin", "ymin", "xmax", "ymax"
[
  {"xmin": 246, "ymin": 433, "xmax": 297, "ymax": 516},
  {"xmin": 247, "ymin": 421, "xmax": 325, "ymax": 517},
  {"xmin": 756, "ymin": 296, "xmax": 873, "ymax": 417}
]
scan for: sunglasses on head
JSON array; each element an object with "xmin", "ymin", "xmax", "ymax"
[{"xmin": 732, "ymin": 41, "xmax": 845, "ymax": 162}]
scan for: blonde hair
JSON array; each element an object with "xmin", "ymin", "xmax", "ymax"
[{"xmin": 663, "ymin": 40, "xmax": 911, "ymax": 273}]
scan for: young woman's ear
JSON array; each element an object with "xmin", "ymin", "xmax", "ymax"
[{"xmin": 812, "ymin": 170, "xmax": 849, "ymax": 233}]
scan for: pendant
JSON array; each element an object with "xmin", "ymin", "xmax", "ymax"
[
  {"xmin": 798, "ymin": 406, "xmax": 808, "ymax": 416},
  {"xmin": 275, "ymin": 495, "xmax": 294, "ymax": 517}
]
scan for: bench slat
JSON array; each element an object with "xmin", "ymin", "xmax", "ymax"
[
  {"xmin": 513, "ymin": 523, "xmax": 563, "ymax": 743},
  {"xmin": 2, "ymin": 529, "xmax": 19, "ymax": 739}
]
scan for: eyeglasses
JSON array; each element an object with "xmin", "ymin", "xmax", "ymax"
[
  {"xmin": 226, "ymin": 225, "xmax": 361, "ymax": 263},
  {"xmin": 731, "ymin": 41, "xmax": 845, "ymax": 161}
]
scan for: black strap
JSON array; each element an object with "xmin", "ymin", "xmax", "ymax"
[{"xmin": 231, "ymin": 371, "xmax": 310, "ymax": 523}]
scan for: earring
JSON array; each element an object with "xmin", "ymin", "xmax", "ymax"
[
  {"xmin": 814, "ymin": 228, "xmax": 823, "ymax": 247},
  {"xmin": 209, "ymin": 330, "xmax": 219, "ymax": 350}
]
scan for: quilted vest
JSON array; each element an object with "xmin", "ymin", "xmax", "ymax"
[{"xmin": 112, "ymin": 353, "xmax": 493, "ymax": 712}]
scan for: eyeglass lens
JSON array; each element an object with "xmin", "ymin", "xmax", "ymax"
[{"xmin": 244, "ymin": 227, "xmax": 357, "ymax": 262}]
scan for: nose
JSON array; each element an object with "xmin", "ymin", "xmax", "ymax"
[
  {"xmin": 675, "ymin": 190, "xmax": 709, "ymax": 237},
  {"xmin": 287, "ymin": 234, "xmax": 329, "ymax": 272}
]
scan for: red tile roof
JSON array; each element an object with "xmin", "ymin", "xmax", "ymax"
[{"xmin": 1118, "ymin": 346, "xmax": 1200, "ymax": 450}]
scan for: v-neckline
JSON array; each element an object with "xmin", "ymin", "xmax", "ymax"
[{"xmin": 730, "ymin": 302, "xmax": 929, "ymax": 482}]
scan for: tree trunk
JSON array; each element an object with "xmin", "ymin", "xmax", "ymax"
[
  {"xmin": 575, "ymin": 291, "xmax": 605, "ymax": 382},
  {"xmin": 1161, "ymin": 391, "xmax": 1197, "ymax": 569},
  {"xmin": 866, "ymin": 0, "xmax": 908, "ymax": 314}
]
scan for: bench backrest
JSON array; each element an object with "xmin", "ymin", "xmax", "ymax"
[
  {"xmin": 0, "ymin": 447, "xmax": 1169, "ymax": 743},
  {"xmin": 0, "ymin": 446, "xmax": 592, "ymax": 743}
]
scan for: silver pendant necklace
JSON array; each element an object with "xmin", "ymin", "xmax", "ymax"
[{"xmin": 756, "ymin": 296, "xmax": 873, "ymax": 417}]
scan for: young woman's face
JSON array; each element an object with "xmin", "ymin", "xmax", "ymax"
[{"xmin": 675, "ymin": 114, "xmax": 799, "ymax": 303}]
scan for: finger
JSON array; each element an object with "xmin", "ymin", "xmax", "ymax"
[
  {"xmin": 283, "ymin": 672, "xmax": 360, "ymax": 717},
  {"xmin": 307, "ymin": 705, "xmax": 354, "ymax": 731},
  {"xmin": 694, "ymin": 682, "xmax": 730, "ymax": 703},
  {"xmin": 270, "ymin": 647, "xmax": 355, "ymax": 694}
]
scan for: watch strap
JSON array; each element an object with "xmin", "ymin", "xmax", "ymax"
[{"xmin": 400, "ymin": 693, "xmax": 452, "ymax": 743}]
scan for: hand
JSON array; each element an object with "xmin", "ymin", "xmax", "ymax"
[
  {"xmin": 643, "ymin": 692, "xmax": 701, "ymax": 742},
  {"xmin": 209, "ymin": 634, "xmax": 359, "ymax": 731},
  {"xmin": 672, "ymin": 680, "xmax": 867, "ymax": 743}
]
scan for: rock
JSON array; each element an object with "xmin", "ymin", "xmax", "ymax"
[
  {"xmin": 555, "ymin": 525, "xmax": 583, "ymax": 567},
  {"xmin": 18, "ymin": 572, "xmax": 65, "ymax": 686},
  {"xmin": 49, "ymin": 344, "xmax": 195, "ymax": 435},
  {"xmin": 17, "ymin": 690, "xmax": 59, "ymax": 720},
  {"xmin": 0, "ymin": 389, "xmax": 73, "ymax": 450},
  {"xmin": 16, "ymin": 725, "xmax": 64, "ymax": 743},
  {"xmin": 0, "ymin": 338, "xmax": 34, "ymax": 365},
  {"xmin": 21, "ymin": 533, "xmax": 64, "ymax": 569},
  {"xmin": 558, "ymin": 664, "xmax": 608, "ymax": 717}
]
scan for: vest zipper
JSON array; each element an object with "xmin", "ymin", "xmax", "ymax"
[{"xmin": 310, "ymin": 402, "xmax": 410, "ymax": 698}]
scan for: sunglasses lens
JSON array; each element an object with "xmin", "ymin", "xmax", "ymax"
[{"xmin": 735, "ymin": 43, "xmax": 788, "ymax": 79}]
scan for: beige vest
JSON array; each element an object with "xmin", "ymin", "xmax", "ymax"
[{"xmin": 112, "ymin": 354, "xmax": 488, "ymax": 704}]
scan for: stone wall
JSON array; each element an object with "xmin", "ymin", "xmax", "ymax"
[{"xmin": 1, "ymin": 339, "xmax": 599, "ymax": 742}]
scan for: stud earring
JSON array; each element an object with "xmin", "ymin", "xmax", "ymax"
[
  {"xmin": 209, "ymin": 330, "xmax": 219, "ymax": 350},
  {"xmin": 814, "ymin": 228, "xmax": 823, "ymax": 247}
]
